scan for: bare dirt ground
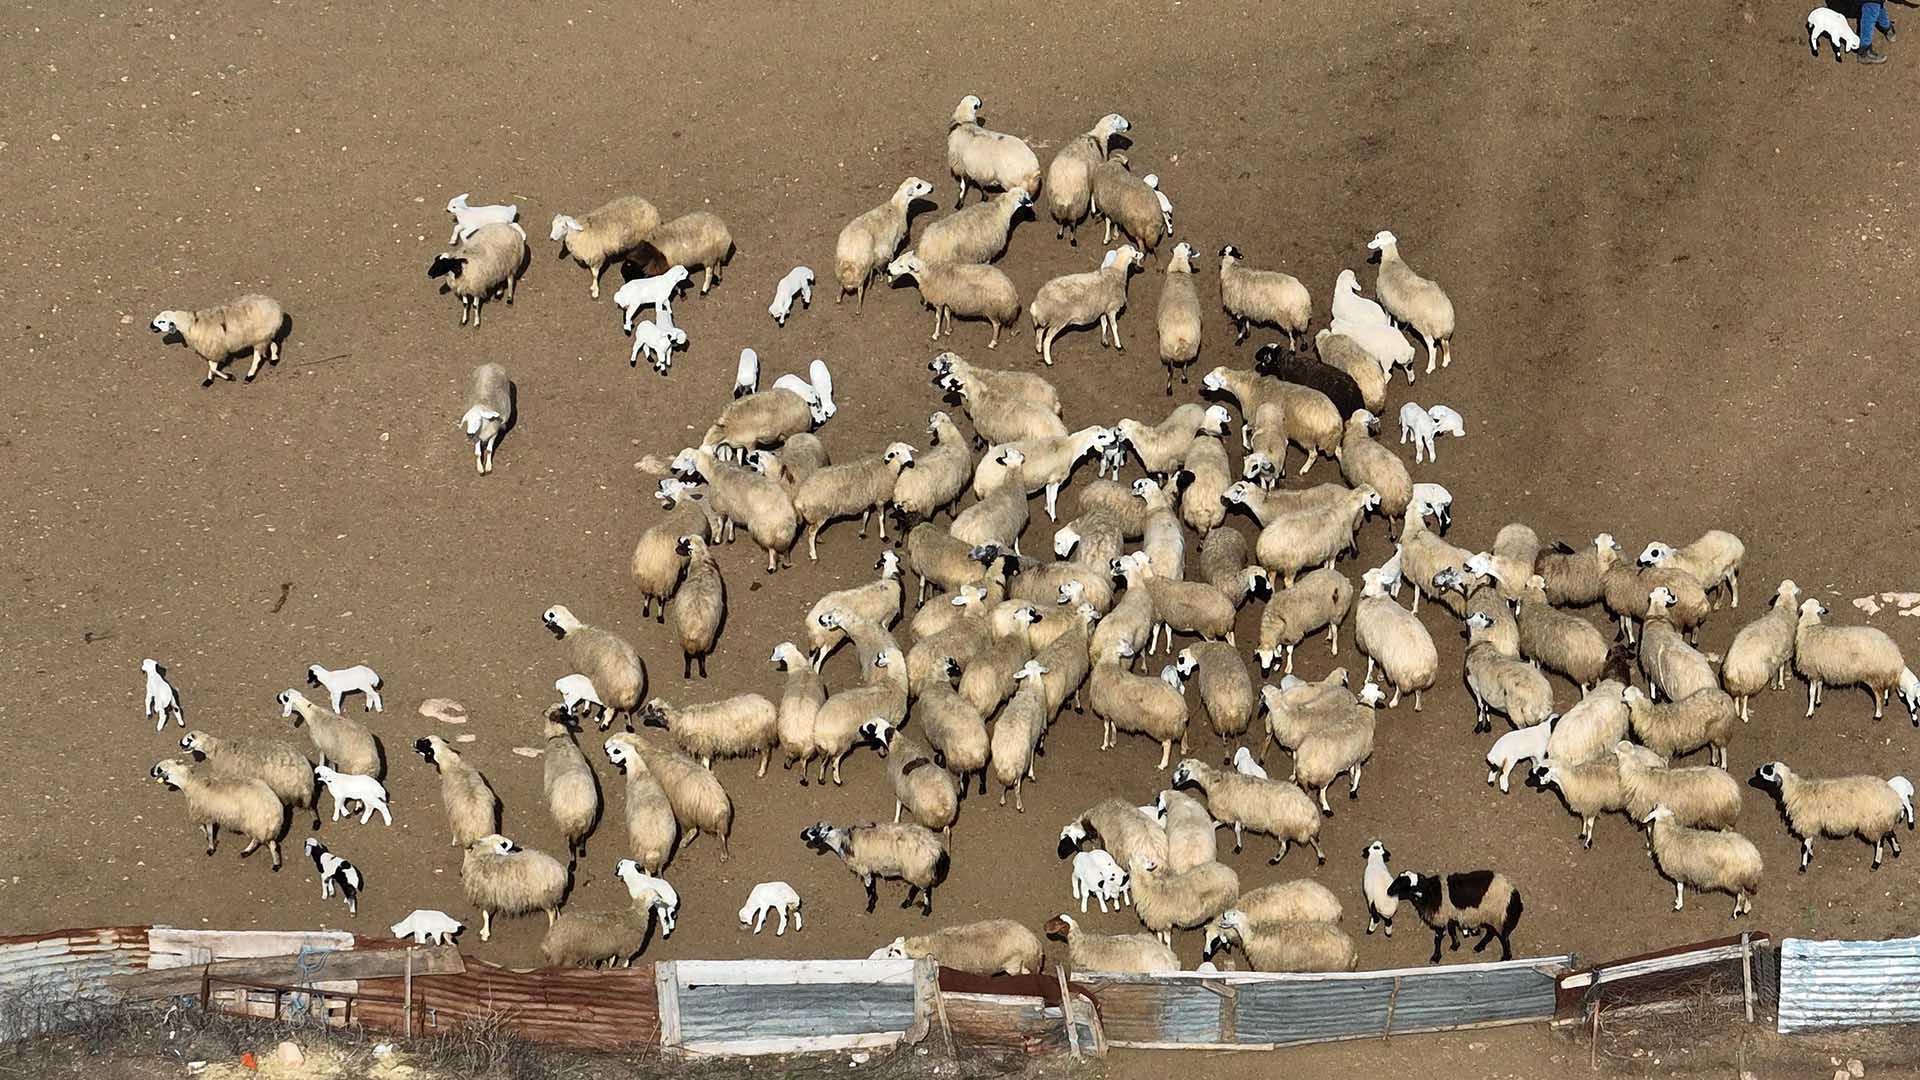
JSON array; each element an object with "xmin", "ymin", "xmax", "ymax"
[{"xmin": 6, "ymin": 0, "xmax": 1920, "ymax": 1075}]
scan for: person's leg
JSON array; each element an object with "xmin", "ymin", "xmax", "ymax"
[{"xmin": 1863, "ymin": 1, "xmax": 1884, "ymax": 48}]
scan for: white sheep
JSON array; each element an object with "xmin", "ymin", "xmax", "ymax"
[
  {"xmin": 614, "ymin": 265, "xmax": 690, "ymax": 332},
  {"xmin": 445, "ymin": 192, "xmax": 517, "ymax": 243},
  {"xmin": 1231, "ymin": 746, "xmax": 1270, "ymax": 780},
  {"xmin": 1427, "ymin": 404, "xmax": 1465, "ymax": 442},
  {"xmin": 734, "ymin": 348, "xmax": 759, "ymax": 398},
  {"xmin": 1362, "ymin": 840, "xmax": 1398, "ymax": 936},
  {"xmin": 1486, "ymin": 718, "xmax": 1555, "ymax": 794},
  {"xmin": 391, "ymin": 909, "xmax": 464, "ymax": 945},
  {"xmin": 1071, "ymin": 849, "xmax": 1130, "ymax": 912},
  {"xmin": 314, "ymin": 765, "xmax": 392, "ymax": 825},
  {"xmin": 769, "ymin": 266, "xmax": 815, "ymax": 325},
  {"xmin": 555, "ymin": 674, "xmax": 606, "ymax": 727},
  {"xmin": 629, "ymin": 314, "xmax": 688, "ymax": 374},
  {"xmin": 142, "ymin": 659, "xmax": 183, "ymax": 731},
  {"xmin": 1375, "ymin": 545, "xmax": 1405, "ymax": 599},
  {"xmin": 1397, "ymin": 402, "xmax": 1439, "ymax": 464},
  {"xmin": 306, "ymin": 664, "xmax": 383, "ymax": 713},
  {"xmin": 1141, "ymin": 173, "xmax": 1174, "ymax": 235},
  {"xmin": 1810, "ymin": 7, "xmax": 1860, "ymax": 59},
  {"xmin": 738, "ymin": 881, "xmax": 804, "ymax": 935}
]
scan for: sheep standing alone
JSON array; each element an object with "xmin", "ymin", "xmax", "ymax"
[
  {"xmin": 1643, "ymin": 806, "xmax": 1761, "ymax": 917},
  {"xmin": 1030, "ymin": 246, "xmax": 1144, "ymax": 365},
  {"xmin": 542, "ymin": 605, "xmax": 647, "ymax": 724},
  {"xmin": 1810, "ymin": 6, "xmax": 1861, "ymax": 58},
  {"xmin": 462, "ymin": 834, "xmax": 570, "ymax": 942},
  {"xmin": 1045, "ymin": 112, "xmax": 1130, "ymax": 243},
  {"xmin": 1154, "ymin": 243, "xmax": 1204, "ymax": 394},
  {"xmin": 1218, "ymin": 246, "xmax": 1310, "ymax": 348},
  {"xmin": 551, "ymin": 195, "xmax": 661, "ymax": 299},
  {"xmin": 427, "ymin": 222, "xmax": 527, "ymax": 327},
  {"xmin": 306, "ymin": 663, "xmax": 383, "ymax": 714},
  {"xmin": 1751, "ymin": 761, "xmax": 1911, "ymax": 870},
  {"xmin": 1367, "ymin": 230, "xmax": 1455, "ymax": 374},
  {"xmin": 446, "ymin": 192, "xmax": 516, "ymax": 243},
  {"xmin": 304, "ymin": 839, "xmax": 362, "ymax": 916},
  {"xmin": 149, "ymin": 759, "xmax": 287, "ymax": 870},
  {"xmin": 946, "ymin": 95, "xmax": 1042, "ymax": 207},
  {"xmin": 457, "ymin": 363, "xmax": 513, "ymax": 475},
  {"xmin": 151, "ymin": 294, "xmax": 286, "ymax": 386},
  {"xmin": 414, "ymin": 735, "xmax": 501, "ymax": 849},
  {"xmin": 836, "ymin": 177, "xmax": 935, "ymax": 307},
  {"xmin": 740, "ymin": 881, "xmax": 804, "ymax": 935},
  {"xmin": 1362, "ymin": 840, "xmax": 1398, "ymax": 935},
  {"xmin": 541, "ymin": 708, "xmax": 600, "ymax": 860},
  {"xmin": 888, "ymin": 255, "xmax": 1023, "ymax": 348}
]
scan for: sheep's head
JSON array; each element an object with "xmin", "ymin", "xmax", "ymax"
[
  {"xmin": 542, "ymin": 604, "xmax": 578, "ymax": 638},
  {"xmin": 953, "ymin": 95, "xmax": 983, "ymax": 122},
  {"xmin": 1463, "ymin": 552, "xmax": 1495, "ymax": 578},
  {"xmin": 1057, "ymin": 579, "xmax": 1084, "ymax": 606},
  {"xmin": 1201, "ymin": 366, "xmax": 1230, "ymax": 393},
  {"xmin": 884, "ymin": 443, "xmax": 916, "ymax": 470},
  {"xmin": 1336, "ymin": 268, "xmax": 1359, "ymax": 292},
  {"xmin": 1053, "ymin": 525, "xmax": 1081, "ymax": 559},
  {"xmin": 150, "ymin": 312, "xmax": 185, "ymax": 337},
  {"xmin": 1385, "ymin": 870, "xmax": 1432, "ymax": 904},
  {"xmin": 636, "ymin": 701, "xmax": 670, "ymax": 731},
  {"xmin": 1056, "ymin": 820, "xmax": 1090, "ymax": 858},
  {"xmin": 179, "ymin": 731, "xmax": 211, "ymax": 756},
  {"xmin": 277, "ymin": 690, "xmax": 300, "ymax": 719},
  {"xmin": 1647, "ymin": 586, "xmax": 1677, "ymax": 611},
  {"xmin": 1130, "ymin": 478, "xmax": 1157, "ymax": 500},
  {"xmin": 1358, "ymin": 682, "xmax": 1386, "ymax": 707},
  {"xmin": 142, "ymin": 658, "xmax": 162, "ymax": 675},
  {"xmin": 1012, "ymin": 659, "xmax": 1049, "ymax": 683},
  {"xmin": 604, "ymin": 738, "xmax": 635, "ymax": 773},
  {"xmin": 1175, "ymin": 648, "xmax": 1199, "ymax": 678},
  {"xmin": 900, "ymin": 177, "xmax": 935, "ymax": 203},
  {"xmin": 674, "ymin": 534, "xmax": 705, "ymax": 558},
  {"xmin": 1641, "ymin": 804, "xmax": 1676, "ymax": 826},
  {"xmin": 304, "ymin": 837, "xmax": 327, "ymax": 861},
  {"xmin": 1365, "ymin": 839, "xmax": 1391, "ymax": 863},
  {"xmin": 1170, "ymin": 760, "xmax": 1199, "ymax": 789},
  {"xmin": 1749, "ymin": 762, "xmax": 1791, "ymax": 795},
  {"xmin": 1465, "ymin": 611, "xmax": 1495, "ymax": 631},
  {"xmin": 150, "ymin": 760, "xmax": 187, "ymax": 789},
  {"xmin": 885, "ymin": 253, "xmax": 923, "ymax": 279},
  {"xmin": 799, "ymin": 822, "xmax": 841, "ymax": 852},
  {"xmin": 1636, "ymin": 542, "xmax": 1675, "ymax": 568},
  {"xmin": 413, "ymin": 737, "xmax": 440, "ymax": 765},
  {"xmin": 1525, "ymin": 764, "xmax": 1557, "ymax": 790},
  {"xmin": 1114, "ymin": 245, "xmax": 1144, "ymax": 269},
  {"xmin": 1798, "ymin": 598, "xmax": 1829, "ymax": 620},
  {"xmin": 1217, "ymin": 244, "xmax": 1241, "ymax": 262},
  {"xmin": 306, "ymin": 665, "xmax": 325, "ymax": 687},
  {"xmin": 1201, "ymin": 404, "xmax": 1233, "ymax": 436},
  {"xmin": 548, "ymin": 214, "xmax": 581, "ymax": 241},
  {"xmin": 473, "ymin": 834, "xmax": 515, "ymax": 855},
  {"xmin": 426, "ymin": 254, "xmax": 465, "ymax": 280},
  {"xmin": 1159, "ymin": 664, "xmax": 1184, "ymax": 691},
  {"xmin": 1044, "ymin": 914, "xmax": 1076, "ymax": 940},
  {"xmin": 858, "ymin": 719, "xmax": 896, "ymax": 754},
  {"xmin": 1366, "ymin": 230, "xmax": 1398, "ymax": 254}
]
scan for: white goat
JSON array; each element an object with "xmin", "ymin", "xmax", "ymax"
[
  {"xmin": 739, "ymin": 881, "xmax": 804, "ymax": 935},
  {"xmin": 306, "ymin": 664, "xmax": 383, "ymax": 713},
  {"xmin": 769, "ymin": 267, "xmax": 815, "ymax": 325},
  {"xmin": 1071, "ymin": 849, "xmax": 1130, "ymax": 912},
  {"xmin": 614, "ymin": 265, "xmax": 690, "ymax": 333},
  {"xmin": 142, "ymin": 659, "xmax": 183, "ymax": 730},
  {"xmin": 314, "ymin": 765, "xmax": 393, "ymax": 825},
  {"xmin": 391, "ymin": 909, "xmax": 463, "ymax": 945},
  {"xmin": 446, "ymin": 193, "xmax": 517, "ymax": 243}
]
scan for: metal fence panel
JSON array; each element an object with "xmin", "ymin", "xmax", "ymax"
[
  {"xmin": 677, "ymin": 981, "xmax": 916, "ymax": 1042},
  {"xmin": 1778, "ymin": 935, "xmax": 1920, "ymax": 1033}
]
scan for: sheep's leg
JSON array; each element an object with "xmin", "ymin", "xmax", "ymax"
[
  {"xmin": 702, "ymin": 267, "xmax": 714, "ymax": 295},
  {"xmin": 930, "ymin": 308, "xmax": 943, "ymax": 341},
  {"xmin": 205, "ymin": 359, "xmax": 231, "ymax": 385},
  {"xmin": 1441, "ymin": 339, "xmax": 1452, "ymax": 369},
  {"xmin": 955, "ymin": 178, "xmax": 968, "ymax": 208},
  {"xmin": 1268, "ymin": 840, "xmax": 1290, "ymax": 866},
  {"xmin": 1580, "ymin": 817, "xmax": 1595, "ymax": 848},
  {"xmin": 987, "ymin": 319, "xmax": 1001, "ymax": 349},
  {"xmin": 1234, "ymin": 317, "xmax": 1248, "ymax": 345},
  {"xmin": 1298, "ymin": 449, "xmax": 1317, "ymax": 476},
  {"xmin": 1110, "ymin": 313, "xmax": 1124, "ymax": 350},
  {"xmin": 1042, "ymin": 327, "xmax": 1061, "ymax": 366},
  {"xmin": 1872, "ymin": 686, "xmax": 1886, "ymax": 719},
  {"xmin": 245, "ymin": 347, "xmax": 267, "ymax": 381},
  {"xmin": 1423, "ymin": 335, "xmax": 1438, "ymax": 374},
  {"xmin": 1800, "ymin": 837, "xmax": 1814, "ymax": 871},
  {"xmin": 1730, "ymin": 572, "xmax": 1740, "ymax": 608},
  {"xmin": 1806, "ymin": 680, "xmax": 1820, "ymax": 717},
  {"xmin": 1672, "ymin": 882, "xmax": 1686, "ymax": 911}
]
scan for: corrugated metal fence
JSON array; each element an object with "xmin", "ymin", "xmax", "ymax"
[
  {"xmin": 1777, "ymin": 934, "xmax": 1920, "ymax": 1034},
  {"xmin": 1081, "ymin": 954, "xmax": 1573, "ymax": 1050}
]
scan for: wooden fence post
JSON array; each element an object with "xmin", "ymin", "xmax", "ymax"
[
  {"xmin": 1740, "ymin": 932, "xmax": 1754, "ymax": 1024},
  {"xmin": 1383, "ymin": 976, "xmax": 1401, "ymax": 1040},
  {"xmin": 653, "ymin": 962, "xmax": 682, "ymax": 1052},
  {"xmin": 403, "ymin": 949, "xmax": 414, "ymax": 1037},
  {"xmin": 1056, "ymin": 964, "xmax": 1080, "ymax": 1059}
]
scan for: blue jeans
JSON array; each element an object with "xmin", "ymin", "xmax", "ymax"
[{"xmin": 1863, "ymin": 2, "xmax": 1891, "ymax": 48}]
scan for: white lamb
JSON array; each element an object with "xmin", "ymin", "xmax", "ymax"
[
  {"xmin": 1071, "ymin": 849, "xmax": 1130, "ymax": 912},
  {"xmin": 1809, "ymin": 7, "xmax": 1860, "ymax": 58},
  {"xmin": 555, "ymin": 674, "xmax": 605, "ymax": 727},
  {"xmin": 1427, "ymin": 405, "xmax": 1465, "ymax": 443},
  {"xmin": 446, "ymin": 193, "xmax": 517, "ymax": 243},
  {"xmin": 630, "ymin": 314, "xmax": 688, "ymax": 374},
  {"xmin": 391, "ymin": 909, "xmax": 464, "ymax": 945},
  {"xmin": 614, "ymin": 265, "xmax": 691, "ymax": 333},
  {"xmin": 1411, "ymin": 482, "xmax": 1453, "ymax": 529},
  {"xmin": 142, "ymin": 659, "xmax": 183, "ymax": 730},
  {"xmin": 306, "ymin": 663, "xmax": 383, "ymax": 713},
  {"xmin": 1376, "ymin": 545, "xmax": 1405, "ymax": 599},
  {"xmin": 770, "ymin": 360, "xmax": 837, "ymax": 423},
  {"xmin": 734, "ymin": 348, "xmax": 759, "ymax": 398},
  {"xmin": 739, "ymin": 881, "xmax": 804, "ymax": 935},
  {"xmin": 1398, "ymin": 402, "xmax": 1439, "ymax": 464},
  {"xmin": 1485, "ymin": 718, "xmax": 1555, "ymax": 794},
  {"xmin": 769, "ymin": 266, "xmax": 815, "ymax": 325},
  {"xmin": 314, "ymin": 765, "xmax": 393, "ymax": 825},
  {"xmin": 1142, "ymin": 174, "xmax": 1174, "ymax": 235},
  {"xmin": 1231, "ymin": 747, "xmax": 1270, "ymax": 780}
]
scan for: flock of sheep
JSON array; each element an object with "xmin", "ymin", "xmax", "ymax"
[{"xmin": 137, "ymin": 95, "xmax": 1920, "ymax": 978}]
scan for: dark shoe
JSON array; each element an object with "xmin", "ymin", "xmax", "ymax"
[
  {"xmin": 1862, "ymin": 46, "xmax": 1889, "ymax": 64},
  {"xmin": 1885, "ymin": 21, "xmax": 1896, "ymax": 41}
]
